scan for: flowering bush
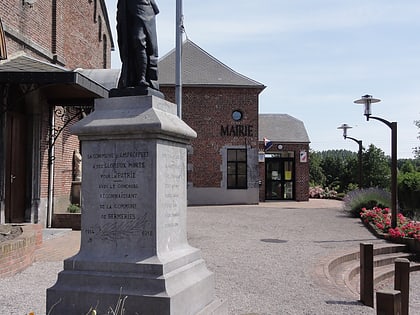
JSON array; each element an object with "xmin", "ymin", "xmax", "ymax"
[
  {"xmin": 309, "ymin": 186, "xmax": 324, "ymax": 198},
  {"xmin": 309, "ymin": 186, "xmax": 337, "ymax": 199},
  {"xmin": 343, "ymin": 188, "xmax": 391, "ymax": 217},
  {"xmin": 360, "ymin": 207, "xmax": 420, "ymax": 241}
]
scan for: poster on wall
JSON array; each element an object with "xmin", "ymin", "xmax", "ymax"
[
  {"xmin": 300, "ymin": 150, "xmax": 307, "ymax": 163},
  {"xmin": 258, "ymin": 152, "xmax": 265, "ymax": 162}
]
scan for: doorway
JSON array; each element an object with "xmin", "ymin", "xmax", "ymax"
[
  {"xmin": 5, "ymin": 112, "xmax": 27, "ymax": 222},
  {"xmin": 265, "ymin": 158, "xmax": 295, "ymax": 200}
]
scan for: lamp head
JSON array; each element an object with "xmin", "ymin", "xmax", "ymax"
[
  {"xmin": 354, "ymin": 94, "xmax": 381, "ymax": 120},
  {"xmin": 337, "ymin": 123, "xmax": 352, "ymax": 139}
]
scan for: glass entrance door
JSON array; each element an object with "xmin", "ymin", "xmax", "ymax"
[{"xmin": 265, "ymin": 158, "xmax": 295, "ymax": 200}]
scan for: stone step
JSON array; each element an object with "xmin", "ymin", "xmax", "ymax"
[
  {"xmin": 328, "ymin": 244, "xmax": 410, "ymax": 283},
  {"xmin": 342, "ymin": 252, "xmax": 413, "ymax": 296},
  {"xmin": 323, "ymin": 243, "xmax": 415, "ymax": 298},
  {"xmin": 374, "ymin": 261, "xmax": 420, "ymax": 287},
  {"xmin": 372, "ymin": 243, "xmax": 408, "ymax": 255},
  {"xmin": 345, "ymin": 252, "xmax": 419, "ymax": 296}
]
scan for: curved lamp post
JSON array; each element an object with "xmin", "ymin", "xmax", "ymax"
[
  {"xmin": 337, "ymin": 123, "xmax": 363, "ymax": 189},
  {"xmin": 354, "ymin": 94, "xmax": 398, "ymax": 228}
]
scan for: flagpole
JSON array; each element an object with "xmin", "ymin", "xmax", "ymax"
[{"xmin": 175, "ymin": 0, "xmax": 183, "ymax": 118}]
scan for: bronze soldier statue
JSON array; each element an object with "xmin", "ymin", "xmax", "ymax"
[{"xmin": 117, "ymin": 0, "xmax": 160, "ymax": 90}]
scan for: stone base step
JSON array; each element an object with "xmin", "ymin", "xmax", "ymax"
[{"xmin": 321, "ymin": 242, "xmax": 419, "ymax": 299}]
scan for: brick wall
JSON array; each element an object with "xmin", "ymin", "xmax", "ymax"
[
  {"xmin": 59, "ymin": 1, "xmax": 112, "ymax": 68},
  {"xmin": 39, "ymin": 106, "xmax": 82, "ymax": 212},
  {"xmin": 161, "ymin": 86, "xmax": 261, "ymax": 188},
  {"xmin": 2, "ymin": 0, "xmax": 112, "ymax": 68},
  {"xmin": 40, "ymin": 106, "xmax": 50, "ymax": 200},
  {"xmin": 1, "ymin": 0, "xmax": 53, "ymax": 57},
  {"xmin": 52, "ymin": 107, "xmax": 81, "ymax": 211},
  {"xmin": 1, "ymin": 0, "xmax": 113, "ymax": 222},
  {"xmin": 0, "ymin": 224, "xmax": 42, "ymax": 278}
]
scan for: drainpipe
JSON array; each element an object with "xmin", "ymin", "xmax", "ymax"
[{"xmin": 47, "ymin": 105, "xmax": 55, "ymax": 228}]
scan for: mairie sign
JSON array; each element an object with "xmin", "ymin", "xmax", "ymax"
[{"xmin": 220, "ymin": 125, "xmax": 254, "ymax": 137}]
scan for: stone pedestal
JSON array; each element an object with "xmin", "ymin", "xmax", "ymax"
[{"xmin": 47, "ymin": 96, "xmax": 226, "ymax": 315}]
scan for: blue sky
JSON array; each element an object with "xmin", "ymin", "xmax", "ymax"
[{"xmin": 105, "ymin": 0, "xmax": 420, "ymax": 158}]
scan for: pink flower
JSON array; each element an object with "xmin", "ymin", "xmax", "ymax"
[{"xmin": 376, "ymin": 222, "xmax": 384, "ymax": 230}]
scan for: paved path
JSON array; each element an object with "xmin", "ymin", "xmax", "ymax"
[{"xmin": 0, "ymin": 199, "xmax": 418, "ymax": 314}]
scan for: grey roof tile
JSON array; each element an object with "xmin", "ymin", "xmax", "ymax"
[
  {"xmin": 158, "ymin": 39, "xmax": 265, "ymax": 88},
  {"xmin": 0, "ymin": 54, "xmax": 68, "ymax": 72},
  {"xmin": 259, "ymin": 114, "xmax": 310, "ymax": 143},
  {"xmin": 0, "ymin": 54, "xmax": 109, "ymax": 98},
  {"xmin": 76, "ymin": 68, "xmax": 120, "ymax": 90}
]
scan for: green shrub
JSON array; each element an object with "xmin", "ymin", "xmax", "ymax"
[
  {"xmin": 67, "ymin": 204, "xmax": 81, "ymax": 213},
  {"xmin": 343, "ymin": 188, "xmax": 391, "ymax": 217},
  {"xmin": 398, "ymin": 171, "xmax": 420, "ymax": 219}
]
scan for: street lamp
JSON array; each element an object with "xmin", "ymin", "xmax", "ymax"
[
  {"xmin": 337, "ymin": 123, "xmax": 363, "ymax": 189},
  {"xmin": 354, "ymin": 94, "xmax": 398, "ymax": 228}
]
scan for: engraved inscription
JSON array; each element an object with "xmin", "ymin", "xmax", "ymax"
[
  {"xmin": 162, "ymin": 150, "xmax": 183, "ymax": 228},
  {"xmin": 85, "ymin": 146, "xmax": 153, "ymax": 241}
]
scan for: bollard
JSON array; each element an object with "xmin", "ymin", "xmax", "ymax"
[
  {"xmin": 394, "ymin": 258, "xmax": 410, "ymax": 315},
  {"xmin": 360, "ymin": 243, "xmax": 374, "ymax": 307},
  {"xmin": 376, "ymin": 290, "xmax": 401, "ymax": 315}
]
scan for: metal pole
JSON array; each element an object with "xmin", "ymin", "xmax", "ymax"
[
  {"xmin": 47, "ymin": 106, "xmax": 55, "ymax": 228},
  {"xmin": 358, "ymin": 141, "xmax": 363, "ymax": 189},
  {"xmin": 366, "ymin": 116, "xmax": 398, "ymax": 229},
  {"xmin": 345, "ymin": 136, "xmax": 363, "ymax": 189},
  {"xmin": 354, "ymin": 96, "xmax": 398, "ymax": 228},
  {"xmin": 391, "ymin": 122, "xmax": 398, "ymax": 229},
  {"xmin": 175, "ymin": 0, "xmax": 183, "ymax": 118}
]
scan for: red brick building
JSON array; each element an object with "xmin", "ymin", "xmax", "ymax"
[
  {"xmin": 0, "ymin": 0, "xmax": 113, "ymax": 226},
  {"xmin": 159, "ymin": 40, "xmax": 266, "ymax": 204},
  {"xmin": 159, "ymin": 41, "xmax": 310, "ymax": 204},
  {"xmin": 258, "ymin": 114, "xmax": 310, "ymax": 202}
]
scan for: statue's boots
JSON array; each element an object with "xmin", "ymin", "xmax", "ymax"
[{"xmin": 133, "ymin": 43, "xmax": 149, "ymax": 87}]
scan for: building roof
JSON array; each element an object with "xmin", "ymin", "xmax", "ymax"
[
  {"xmin": 158, "ymin": 39, "xmax": 265, "ymax": 89},
  {"xmin": 0, "ymin": 54, "xmax": 109, "ymax": 100},
  {"xmin": 76, "ymin": 68, "xmax": 120, "ymax": 90},
  {"xmin": 259, "ymin": 114, "xmax": 310, "ymax": 143}
]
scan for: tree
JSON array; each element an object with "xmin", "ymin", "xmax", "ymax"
[
  {"xmin": 309, "ymin": 149, "xmax": 358, "ymax": 192},
  {"xmin": 362, "ymin": 144, "xmax": 391, "ymax": 189},
  {"xmin": 414, "ymin": 120, "xmax": 420, "ymax": 159},
  {"xmin": 320, "ymin": 151, "xmax": 346, "ymax": 191},
  {"xmin": 309, "ymin": 149, "xmax": 326, "ymax": 187},
  {"xmin": 400, "ymin": 160, "xmax": 415, "ymax": 174}
]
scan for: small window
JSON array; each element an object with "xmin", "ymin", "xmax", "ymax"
[
  {"xmin": 93, "ymin": 0, "xmax": 97, "ymax": 23},
  {"xmin": 98, "ymin": 16, "xmax": 102, "ymax": 41},
  {"xmin": 227, "ymin": 149, "xmax": 247, "ymax": 189},
  {"xmin": 102, "ymin": 35, "xmax": 107, "ymax": 68}
]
